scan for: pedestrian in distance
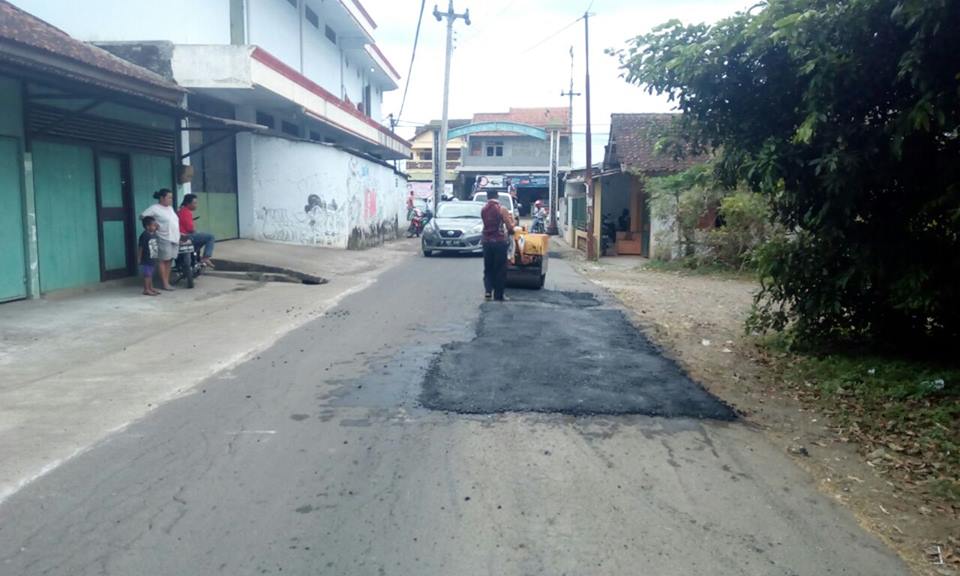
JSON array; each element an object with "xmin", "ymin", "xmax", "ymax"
[
  {"xmin": 480, "ymin": 189, "xmax": 515, "ymax": 301},
  {"xmin": 141, "ymin": 189, "xmax": 181, "ymax": 291},
  {"xmin": 138, "ymin": 216, "xmax": 160, "ymax": 296},
  {"xmin": 406, "ymin": 189, "xmax": 416, "ymax": 220}
]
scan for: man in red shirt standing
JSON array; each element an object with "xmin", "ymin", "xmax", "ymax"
[
  {"xmin": 480, "ymin": 189, "xmax": 516, "ymax": 301},
  {"xmin": 178, "ymin": 194, "xmax": 216, "ymax": 268}
]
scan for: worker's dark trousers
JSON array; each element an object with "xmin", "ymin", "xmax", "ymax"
[{"xmin": 482, "ymin": 241, "xmax": 509, "ymax": 300}]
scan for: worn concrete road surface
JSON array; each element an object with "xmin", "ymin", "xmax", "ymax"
[{"xmin": 0, "ymin": 248, "xmax": 906, "ymax": 576}]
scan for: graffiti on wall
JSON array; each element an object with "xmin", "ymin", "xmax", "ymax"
[{"xmin": 250, "ymin": 136, "xmax": 406, "ymax": 249}]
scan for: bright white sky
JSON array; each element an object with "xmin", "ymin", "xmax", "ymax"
[{"xmin": 363, "ymin": 0, "xmax": 751, "ymax": 162}]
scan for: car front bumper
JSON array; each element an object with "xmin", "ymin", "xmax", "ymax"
[{"xmin": 423, "ymin": 232, "xmax": 483, "ymax": 252}]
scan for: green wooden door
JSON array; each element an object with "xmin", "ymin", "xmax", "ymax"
[
  {"xmin": 98, "ymin": 154, "xmax": 133, "ymax": 279},
  {"xmin": 33, "ymin": 141, "xmax": 100, "ymax": 293},
  {"xmin": 0, "ymin": 137, "xmax": 27, "ymax": 302}
]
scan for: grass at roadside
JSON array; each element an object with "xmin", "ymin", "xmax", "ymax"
[
  {"xmin": 642, "ymin": 258, "xmax": 756, "ymax": 281},
  {"xmin": 767, "ymin": 342, "xmax": 960, "ymax": 506}
]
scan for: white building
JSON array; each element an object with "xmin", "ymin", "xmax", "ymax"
[{"xmin": 12, "ymin": 0, "xmax": 412, "ymax": 249}]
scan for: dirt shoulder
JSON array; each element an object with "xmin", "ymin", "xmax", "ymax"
[{"xmin": 565, "ymin": 250, "xmax": 958, "ymax": 576}]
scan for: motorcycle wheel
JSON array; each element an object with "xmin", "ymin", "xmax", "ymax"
[{"xmin": 183, "ymin": 254, "xmax": 194, "ymax": 289}]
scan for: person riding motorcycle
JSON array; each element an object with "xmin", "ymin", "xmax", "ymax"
[
  {"xmin": 531, "ymin": 200, "xmax": 547, "ymax": 233},
  {"xmin": 407, "ymin": 205, "xmax": 433, "ymax": 237}
]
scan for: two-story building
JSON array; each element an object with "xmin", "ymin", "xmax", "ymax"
[
  {"xmin": 405, "ymin": 119, "xmax": 469, "ymax": 201},
  {"xmin": 458, "ymin": 107, "xmax": 572, "ymax": 213},
  {"xmin": 12, "ymin": 0, "xmax": 412, "ymax": 249}
]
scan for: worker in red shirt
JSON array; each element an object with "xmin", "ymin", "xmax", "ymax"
[
  {"xmin": 480, "ymin": 189, "xmax": 516, "ymax": 301},
  {"xmin": 178, "ymin": 194, "xmax": 216, "ymax": 268}
]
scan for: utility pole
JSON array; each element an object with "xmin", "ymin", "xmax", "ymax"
[
  {"xmin": 433, "ymin": 1, "xmax": 470, "ymax": 209},
  {"xmin": 547, "ymin": 129, "xmax": 560, "ymax": 235},
  {"xmin": 560, "ymin": 46, "xmax": 581, "ymax": 136},
  {"xmin": 583, "ymin": 11, "xmax": 596, "ymax": 260},
  {"xmin": 555, "ymin": 46, "xmax": 580, "ymax": 237}
]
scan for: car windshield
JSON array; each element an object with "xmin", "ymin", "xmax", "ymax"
[
  {"xmin": 474, "ymin": 193, "xmax": 513, "ymax": 209},
  {"xmin": 436, "ymin": 202, "xmax": 482, "ymax": 219}
]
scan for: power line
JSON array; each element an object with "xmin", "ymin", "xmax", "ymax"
[
  {"xmin": 457, "ymin": 0, "xmax": 515, "ymax": 48},
  {"xmin": 517, "ymin": 15, "xmax": 584, "ymax": 56},
  {"xmin": 396, "ymin": 0, "xmax": 427, "ymax": 126}
]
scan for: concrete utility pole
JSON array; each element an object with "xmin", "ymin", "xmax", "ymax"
[
  {"xmin": 555, "ymin": 45, "xmax": 580, "ymax": 237},
  {"xmin": 560, "ymin": 46, "xmax": 581, "ymax": 136},
  {"xmin": 583, "ymin": 11, "xmax": 597, "ymax": 260},
  {"xmin": 547, "ymin": 129, "xmax": 560, "ymax": 235},
  {"xmin": 433, "ymin": 1, "xmax": 470, "ymax": 210}
]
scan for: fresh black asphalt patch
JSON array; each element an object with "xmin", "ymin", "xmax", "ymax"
[{"xmin": 421, "ymin": 291, "xmax": 736, "ymax": 419}]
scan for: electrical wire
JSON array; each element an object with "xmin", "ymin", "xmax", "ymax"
[
  {"xmin": 516, "ymin": 15, "xmax": 584, "ymax": 56},
  {"xmin": 396, "ymin": 0, "xmax": 427, "ymax": 127}
]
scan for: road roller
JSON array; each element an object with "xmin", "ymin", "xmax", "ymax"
[{"xmin": 505, "ymin": 230, "xmax": 549, "ymax": 289}]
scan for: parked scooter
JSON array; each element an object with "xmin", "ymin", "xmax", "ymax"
[
  {"xmin": 407, "ymin": 207, "xmax": 433, "ymax": 238},
  {"xmin": 171, "ymin": 238, "xmax": 204, "ymax": 288}
]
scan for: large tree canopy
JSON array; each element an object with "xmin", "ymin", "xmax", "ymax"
[{"xmin": 617, "ymin": 0, "xmax": 960, "ymax": 353}]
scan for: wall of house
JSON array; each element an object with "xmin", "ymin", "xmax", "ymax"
[
  {"xmin": 600, "ymin": 173, "xmax": 631, "ymax": 224},
  {"xmin": 463, "ymin": 135, "xmax": 570, "ymax": 169},
  {"xmin": 341, "ymin": 54, "xmax": 366, "ymax": 109},
  {"xmin": 247, "ymin": 0, "xmax": 302, "ymax": 71},
  {"xmin": 240, "ymin": 134, "xmax": 406, "ymax": 249},
  {"xmin": 10, "ymin": 0, "xmax": 232, "ymax": 44},
  {"xmin": 31, "ymin": 141, "xmax": 100, "ymax": 293},
  {"xmin": 369, "ymin": 85, "xmax": 382, "ymax": 121},
  {"xmin": 301, "ymin": 9, "xmax": 342, "ymax": 96},
  {"xmin": 0, "ymin": 76, "xmax": 28, "ymax": 302}
]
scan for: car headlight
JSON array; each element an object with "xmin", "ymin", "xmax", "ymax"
[{"xmin": 470, "ymin": 223, "xmax": 483, "ymax": 234}]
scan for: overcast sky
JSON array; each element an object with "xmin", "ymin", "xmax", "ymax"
[{"xmin": 363, "ymin": 0, "xmax": 752, "ymax": 162}]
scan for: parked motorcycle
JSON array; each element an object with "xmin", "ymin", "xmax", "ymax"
[
  {"xmin": 171, "ymin": 238, "xmax": 204, "ymax": 288},
  {"xmin": 407, "ymin": 207, "xmax": 433, "ymax": 238}
]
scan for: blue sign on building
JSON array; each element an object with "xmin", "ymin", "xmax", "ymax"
[{"xmin": 508, "ymin": 174, "xmax": 549, "ymax": 188}]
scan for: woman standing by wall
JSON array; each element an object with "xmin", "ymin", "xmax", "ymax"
[{"xmin": 141, "ymin": 189, "xmax": 180, "ymax": 291}]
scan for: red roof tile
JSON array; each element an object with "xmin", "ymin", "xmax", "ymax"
[
  {"xmin": 472, "ymin": 107, "xmax": 570, "ymax": 133},
  {"xmin": 605, "ymin": 113, "xmax": 707, "ymax": 173}
]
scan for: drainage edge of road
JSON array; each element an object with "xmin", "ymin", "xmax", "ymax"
[{"xmin": 210, "ymin": 260, "xmax": 328, "ymax": 285}]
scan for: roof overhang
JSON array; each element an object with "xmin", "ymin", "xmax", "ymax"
[
  {"xmin": 169, "ymin": 45, "xmax": 409, "ymax": 159},
  {"xmin": 449, "ymin": 121, "xmax": 549, "ymax": 141},
  {"xmin": 0, "ymin": 38, "xmax": 184, "ymax": 109}
]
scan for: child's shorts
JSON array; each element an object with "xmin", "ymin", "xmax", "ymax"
[{"xmin": 140, "ymin": 264, "xmax": 155, "ymax": 278}]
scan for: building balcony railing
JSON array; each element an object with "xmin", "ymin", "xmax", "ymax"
[{"xmin": 407, "ymin": 161, "xmax": 460, "ymax": 170}]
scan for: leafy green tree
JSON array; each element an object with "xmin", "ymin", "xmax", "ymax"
[{"xmin": 616, "ymin": 0, "xmax": 960, "ymax": 353}]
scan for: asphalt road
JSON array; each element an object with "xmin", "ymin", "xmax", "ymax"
[{"xmin": 0, "ymin": 249, "xmax": 907, "ymax": 576}]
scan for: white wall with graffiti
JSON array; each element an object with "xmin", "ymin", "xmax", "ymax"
[{"xmin": 239, "ymin": 135, "xmax": 407, "ymax": 249}]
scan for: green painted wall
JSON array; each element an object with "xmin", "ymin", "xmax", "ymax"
[
  {"xmin": 0, "ymin": 137, "xmax": 26, "ymax": 301},
  {"xmin": 193, "ymin": 191, "xmax": 239, "ymax": 240},
  {"xmin": 132, "ymin": 154, "xmax": 173, "ymax": 218},
  {"xmin": 0, "ymin": 77, "xmax": 28, "ymax": 301},
  {"xmin": 33, "ymin": 141, "xmax": 100, "ymax": 293},
  {"xmin": 0, "ymin": 77, "xmax": 24, "ymax": 140}
]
